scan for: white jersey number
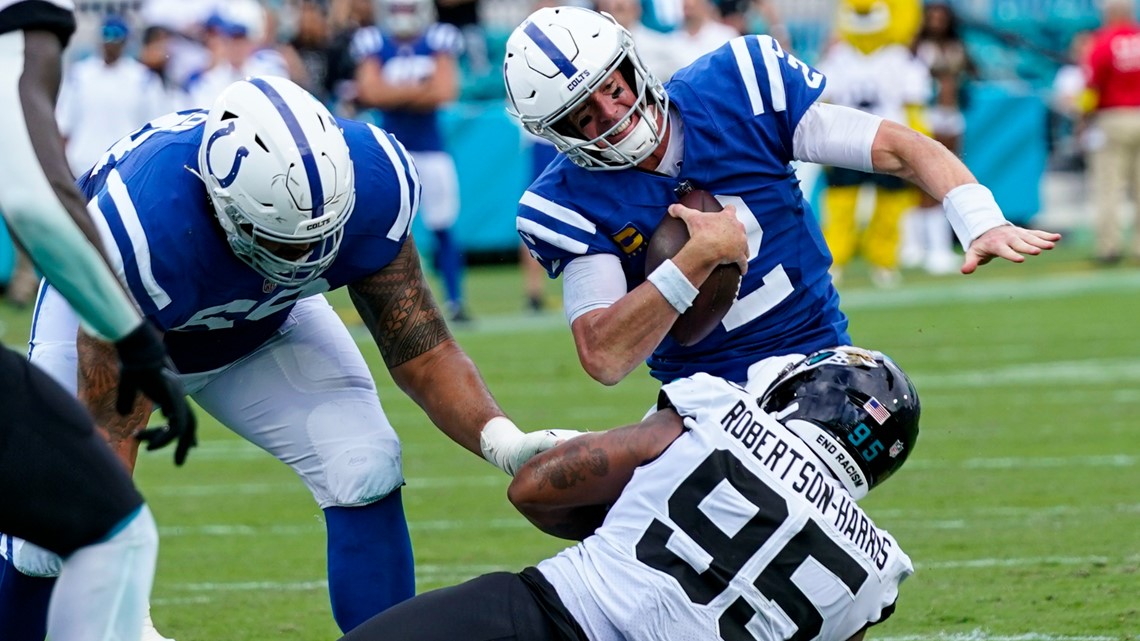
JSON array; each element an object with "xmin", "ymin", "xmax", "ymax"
[
  {"xmin": 635, "ymin": 450, "xmax": 869, "ymax": 641},
  {"xmin": 716, "ymin": 195, "xmax": 795, "ymax": 332},
  {"xmin": 177, "ymin": 279, "xmax": 331, "ymax": 330}
]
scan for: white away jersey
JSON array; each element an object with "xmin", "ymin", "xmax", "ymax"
[{"xmin": 537, "ymin": 373, "xmax": 912, "ymax": 641}]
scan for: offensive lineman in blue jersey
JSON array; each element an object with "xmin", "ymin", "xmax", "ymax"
[
  {"xmin": 0, "ymin": 76, "xmax": 576, "ymax": 639},
  {"xmin": 504, "ymin": 7, "xmax": 1060, "ymax": 388},
  {"xmin": 353, "ymin": 0, "xmax": 471, "ymax": 321}
]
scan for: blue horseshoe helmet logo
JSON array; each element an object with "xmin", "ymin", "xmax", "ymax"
[{"xmin": 206, "ymin": 121, "xmax": 250, "ymax": 188}]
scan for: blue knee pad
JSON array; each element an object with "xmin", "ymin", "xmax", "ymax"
[
  {"xmin": 324, "ymin": 488, "xmax": 414, "ymax": 632},
  {"xmin": 0, "ymin": 554, "xmax": 54, "ymax": 641}
]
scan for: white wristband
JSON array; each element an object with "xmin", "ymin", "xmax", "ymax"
[
  {"xmin": 646, "ymin": 259, "xmax": 699, "ymax": 314},
  {"xmin": 479, "ymin": 416, "xmax": 523, "ymax": 473},
  {"xmin": 943, "ymin": 183, "xmax": 1010, "ymax": 248}
]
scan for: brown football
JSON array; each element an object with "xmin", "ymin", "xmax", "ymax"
[{"xmin": 645, "ymin": 188, "xmax": 743, "ymax": 347}]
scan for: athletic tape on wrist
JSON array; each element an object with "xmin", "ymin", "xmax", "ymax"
[
  {"xmin": 479, "ymin": 416, "xmax": 522, "ymax": 472},
  {"xmin": 647, "ymin": 259, "xmax": 699, "ymax": 314},
  {"xmin": 943, "ymin": 183, "xmax": 1010, "ymax": 248}
]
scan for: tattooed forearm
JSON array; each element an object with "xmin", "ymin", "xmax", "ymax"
[
  {"xmin": 540, "ymin": 441, "xmax": 610, "ymax": 491},
  {"xmin": 349, "ymin": 237, "xmax": 451, "ymax": 369},
  {"xmin": 76, "ymin": 331, "xmax": 150, "ymax": 447}
]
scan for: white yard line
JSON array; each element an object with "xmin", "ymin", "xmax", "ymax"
[
  {"xmin": 152, "ymin": 554, "xmax": 1140, "ymax": 599},
  {"xmin": 870, "ymin": 629, "xmax": 1130, "ymax": 634}
]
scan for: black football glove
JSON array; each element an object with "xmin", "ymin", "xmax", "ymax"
[{"xmin": 114, "ymin": 322, "xmax": 197, "ymax": 465}]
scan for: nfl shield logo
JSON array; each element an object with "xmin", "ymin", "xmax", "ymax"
[
  {"xmin": 889, "ymin": 440, "xmax": 905, "ymax": 458},
  {"xmin": 262, "ymin": 280, "xmax": 277, "ymax": 293}
]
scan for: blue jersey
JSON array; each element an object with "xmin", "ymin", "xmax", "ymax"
[
  {"xmin": 518, "ymin": 35, "xmax": 849, "ymax": 384},
  {"xmin": 354, "ymin": 23, "xmax": 463, "ymax": 152},
  {"xmin": 77, "ymin": 110, "xmax": 421, "ymax": 373}
]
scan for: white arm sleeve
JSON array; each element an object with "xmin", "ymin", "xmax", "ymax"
[
  {"xmin": 792, "ymin": 102, "xmax": 883, "ymax": 172},
  {"xmin": 561, "ymin": 253, "xmax": 628, "ymax": 325}
]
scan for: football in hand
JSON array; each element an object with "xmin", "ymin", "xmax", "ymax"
[{"xmin": 645, "ymin": 188, "xmax": 742, "ymax": 347}]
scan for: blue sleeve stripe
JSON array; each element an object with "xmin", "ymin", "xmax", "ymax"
[
  {"xmin": 517, "ymin": 216, "xmax": 589, "ymax": 255},
  {"xmin": 520, "ymin": 191, "xmax": 597, "ymax": 234},
  {"xmin": 757, "ymin": 35, "xmax": 787, "ymax": 113},
  {"xmin": 104, "ymin": 170, "xmax": 172, "ymax": 311},
  {"xmin": 731, "ymin": 37, "xmax": 764, "ymax": 116},
  {"xmin": 367, "ymin": 124, "xmax": 417, "ymax": 241}
]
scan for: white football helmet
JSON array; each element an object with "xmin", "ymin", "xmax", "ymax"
[
  {"xmin": 504, "ymin": 6, "xmax": 669, "ymax": 171},
  {"xmin": 198, "ymin": 76, "xmax": 355, "ymax": 287},
  {"xmin": 377, "ymin": 0, "xmax": 436, "ymax": 38}
]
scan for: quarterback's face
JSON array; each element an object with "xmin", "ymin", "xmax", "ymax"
[{"xmin": 567, "ymin": 70, "xmax": 640, "ymax": 147}]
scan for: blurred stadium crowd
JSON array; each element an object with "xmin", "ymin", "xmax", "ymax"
[{"xmin": 0, "ymin": 0, "xmax": 1130, "ymax": 308}]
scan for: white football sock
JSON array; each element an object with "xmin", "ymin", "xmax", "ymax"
[{"xmin": 47, "ymin": 505, "xmax": 159, "ymax": 641}]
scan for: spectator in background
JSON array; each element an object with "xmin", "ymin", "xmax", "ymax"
[
  {"xmin": 289, "ymin": 0, "xmax": 333, "ymax": 102},
  {"xmin": 326, "ymin": 0, "xmax": 376, "ymax": 114},
  {"xmin": 138, "ymin": 25, "xmax": 192, "ymax": 111},
  {"xmin": 1084, "ymin": 0, "xmax": 1140, "ymax": 265},
  {"xmin": 1050, "ymin": 30, "xmax": 1098, "ymax": 172},
  {"xmin": 716, "ymin": 0, "xmax": 787, "ymax": 46},
  {"xmin": 901, "ymin": 0, "xmax": 977, "ymax": 276},
  {"xmin": 355, "ymin": 0, "xmax": 471, "ymax": 322},
  {"xmin": 597, "ymin": 0, "xmax": 684, "ymax": 80},
  {"xmin": 57, "ymin": 15, "xmax": 171, "ymax": 177},
  {"xmin": 669, "ymin": 0, "xmax": 739, "ymax": 70},
  {"xmin": 185, "ymin": 0, "xmax": 288, "ymax": 107},
  {"xmin": 435, "ymin": 0, "xmax": 489, "ymax": 75}
]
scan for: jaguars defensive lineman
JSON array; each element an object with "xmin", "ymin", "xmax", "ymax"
[
  {"xmin": 505, "ymin": 7, "xmax": 1060, "ymax": 388},
  {"xmin": 339, "ymin": 346, "xmax": 921, "ymax": 641},
  {"xmin": 0, "ymin": 76, "xmax": 574, "ymax": 638},
  {"xmin": 0, "ymin": 1, "xmax": 193, "ymax": 640}
]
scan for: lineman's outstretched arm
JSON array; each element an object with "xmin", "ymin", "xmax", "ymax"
[
  {"xmin": 508, "ymin": 409, "xmax": 684, "ymax": 540},
  {"xmin": 349, "ymin": 238, "xmax": 577, "ymax": 475}
]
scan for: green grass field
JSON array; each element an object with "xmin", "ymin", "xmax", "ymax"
[{"xmin": 2, "ymin": 237, "xmax": 1137, "ymax": 640}]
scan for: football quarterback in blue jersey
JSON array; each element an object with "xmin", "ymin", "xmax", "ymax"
[
  {"xmin": 0, "ymin": 76, "xmax": 573, "ymax": 639},
  {"xmin": 353, "ymin": 0, "xmax": 471, "ymax": 321},
  {"xmin": 505, "ymin": 7, "xmax": 1060, "ymax": 388}
]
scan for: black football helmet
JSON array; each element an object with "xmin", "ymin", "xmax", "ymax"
[{"xmin": 760, "ymin": 346, "xmax": 920, "ymax": 500}]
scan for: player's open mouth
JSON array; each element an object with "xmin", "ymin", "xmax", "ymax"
[{"xmin": 605, "ymin": 116, "xmax": 634, "ymax": 143}]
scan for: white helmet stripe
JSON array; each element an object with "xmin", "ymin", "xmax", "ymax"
[{"xmin": 248, "ymin": 77, "xmax": 325, "ymax": 219}]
